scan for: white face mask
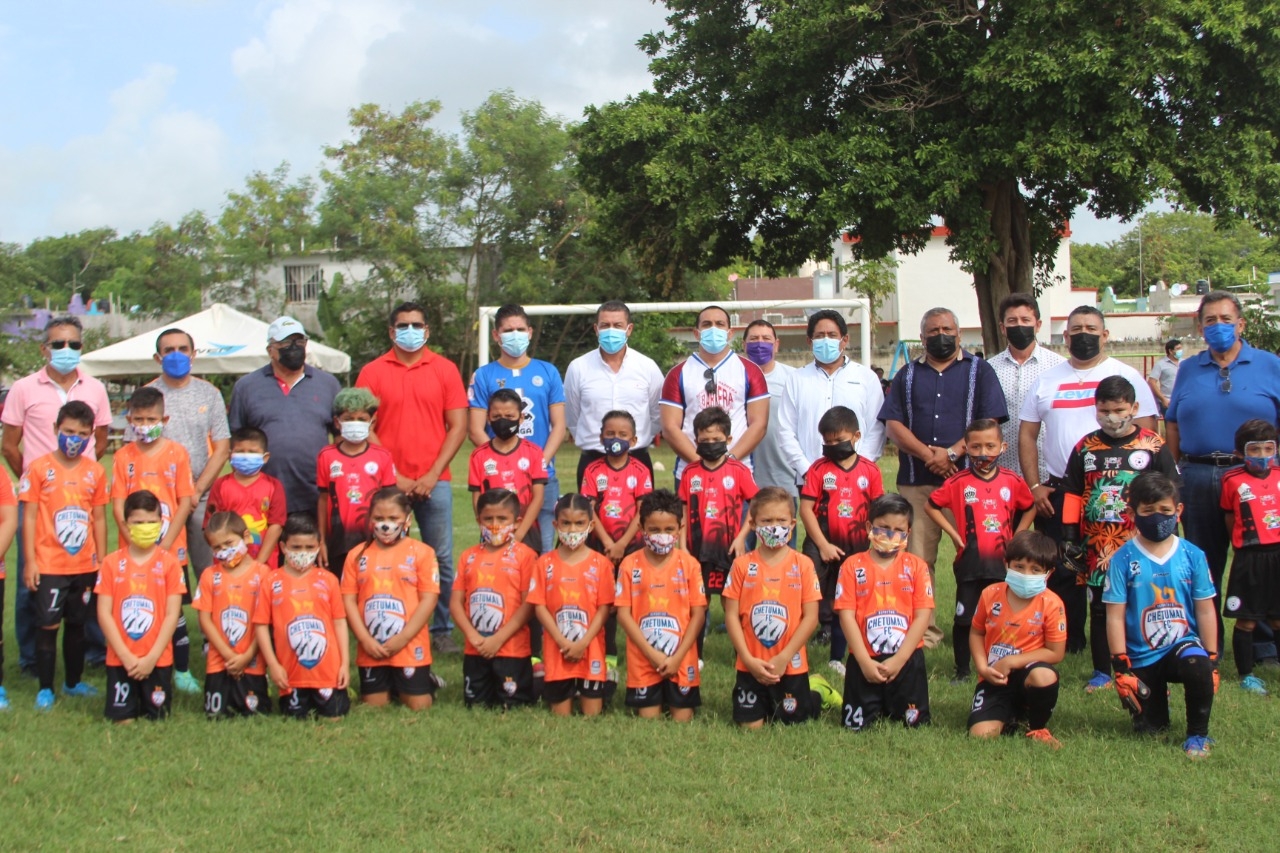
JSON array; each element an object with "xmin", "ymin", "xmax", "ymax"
[
  {"xmin": 372, "ymin": 520, "xmax": 404, "ymax": 544},
  {"xmin": 340, "ymin": 421, "xmax": 371, "ymax": 442},
  {"xmin": 558, "ymin": 529, "xmax": 590, "ymax": 549}
]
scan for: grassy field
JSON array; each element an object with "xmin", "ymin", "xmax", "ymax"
[{"xmin": 1, "ymin": 446, "xmax": 1277, "ymax": 851}]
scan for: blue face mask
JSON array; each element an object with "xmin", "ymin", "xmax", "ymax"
[
  {"xmin": 812, "ymin": 338, "xmax": 842, "ymax": 364},
  {"xmin": 499, "ymin": 331, "xmax": 530, "ymax": 358},
  {"xmin": 1244, "ymin": 455, "xmax": 1272, "ymax": 475},
  {"xmin": 699, "ymin": 327, "xmax": 729, "ymax": 355},
  {"xmin": 49, "ymin": 347, "xmax": 80, "ymax": 375},
  {"xmin": 603, "ymin": 437, "xmax": 630, "ymax": 457},
  {"xmin": 598, "ymin": 328, "xmax": 627, "ymax": 355},
  {"xmin": 1204, "ymin": 322, "xmax": 1237, "ymax": 353},
  {"xmin": 230, "ymin": 452, "xmax": 266, "ymax": 476},
  {"xmin": 1005, "ymin": 569, "xmax": 1047, "ymax": 599},
  {"xmin": 161, "ymin": 351, "xmax": 191, "ymax": 379},
  {"xmin": 394, "ymin": 327, "xmax": 426, "ymax": 352},
  {"xmin": 1134, "ymin": 511, "xmax": 1179, "ymax": 543},
  {"xmin": 57, "ymin": 432, "xmax": 88, "ymax": 459}
]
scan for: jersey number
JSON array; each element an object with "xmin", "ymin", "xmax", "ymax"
[
  {"xmin": 205, "ymin": 692, "xmax": 223, "ymax": 715},
  {"xmin": 843, "ymin": 704, "xmax": 864, "ymax": 728},
  {"xmin": 113, "ymin": 681, "xmax": 130, "ymax": 705},
  {"xmin": 971, "ymin": 688, "xmax": 985, "ymax": 712}
]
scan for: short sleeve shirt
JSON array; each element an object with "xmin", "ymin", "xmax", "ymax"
[
  {"xmin": 526, "ymin": 550, "xmax": 616, "ymax": 682},
  {"xmin": 467, "ymin": 440, "xmax": 549, "ymax": 512},
  {"xmin": 928, "ymin": 467, "xmax": 1034, "ymax": 580},
  {"xmin": 580, "ymin": 456, "xmax": 653, "ymax": 545},
  {"xmin": 456, "ymin": 542, "xmax": 537, "ymax": 658},
  {"xmin": 192, "ymin": 562, "xmax": 269, "ymax": 674},
  {"xmin": 95, "ymin": 547, "xmax": 187, "ymax": 667},
  {"xmin": 615, "ymin": 549, "xmax": 706, "ymax": 689},
  {"xmin": 1, "ymin": 368, "xmax": 112, "ymax": 470},
  {"xmin": 1221, "ymin": 466, "xmax": 1280, "ymax": 549},
  {"xmin": 205, "ymin": 473, "xmax": 288, "ymax": 568},
  {"xmin": 317, "ymin": 444, "xmax": 397, "ymax": 538},
  {"xmin": 800, "ymin": 455, "xmax": 884, "ymax": 555},
  {"xmin": 678, "ymin": 458, "xmax": 758, "ymax": 572},
  {"xmin": 973, "ymin": 583, "xmax": 1067, "ymax": 667},
  {"xmin": 252, "ymin": 567, "xmax": 347, "ymax": 689},
  {"xmin": 356, "ymin": 349, "xmax": 469, "ymax": 481},
  {"xmin": 111, "ymin": 440, "xmax": 196, "ymax": 560},
  {"xmin": 833, "ymin": 550, "xmax": 935, "ymax": 655},
  {"xmin": 339, "ymin": 538, "xmax": 440, "ymax": 668},
  {"xmin": 1147, "ymin": 356, "xmax": 1179, "ymax": 399},
  {"xmin": 468, "ymin": 358, "xmax": 565, "ymax": 474},
  {"xmin": 661, "ymin": 352, "xmax": 769, "ymax": 478},
  {"xmin": 19, "ymin": 453, "xmax": 109, "ymax": 574},
  {"xmin": 1166, "ymin": 343, "xmax": 1280, "ymax": 455},
  {"xmin": 150, "ymin": 376, "xmax": 230, "ymax": 482},
  {"xmin": 751, "ymin": 361, "xmax": 798, "ymax": 493},
  {"xmin": 987, "ymin": 345, "xmax": 1066, "ymax": 479},
  {"xmin": 722, "ymin": 548, "xmax": 822, "ymax": 674},
  {"xmin": 1102, "ymin": 537, "xmax": 1216, "ymax": 669}
]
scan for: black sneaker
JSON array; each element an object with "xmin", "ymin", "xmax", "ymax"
[{"xmin": 433, "ymin": 633, "xmax": 461, "ymax": 655}]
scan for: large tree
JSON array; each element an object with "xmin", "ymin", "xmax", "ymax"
[{"xmin": 579, "ymin": 1, "xmax": 1280, "ymax": 353}]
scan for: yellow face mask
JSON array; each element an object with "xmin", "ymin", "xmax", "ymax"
[{"xmin": 128, "ymin": 522, "xmax": 163, "ymax": 548}]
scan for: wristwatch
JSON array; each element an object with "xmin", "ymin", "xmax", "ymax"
[{"xmin": 946, "ymin": 449, "xmax": 958, "ymax": 463}]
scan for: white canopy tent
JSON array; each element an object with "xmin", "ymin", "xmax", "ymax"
[{"xmin": 79, "ymin": 302, "xmax": 351, "ymax": 378}]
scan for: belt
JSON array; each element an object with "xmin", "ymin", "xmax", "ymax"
[{"xmin": 1182, "ymin": 453, "xmax": 1237, "ymax": 467}]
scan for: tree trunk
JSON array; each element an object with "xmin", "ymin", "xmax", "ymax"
[{"xmin": 973, "ymin": 179, "xmax": 1035, "ymax": 355}]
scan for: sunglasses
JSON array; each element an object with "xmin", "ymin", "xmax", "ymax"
[
  {"xmin": 703, "ymin": 368, "xmax": 717, "ymax": 395},
  {"xmin": 46, "ymin": 340, "xmax": 83, "ymax": 350},
  {"xmin": 1219, "ymin": 366, "xmax": 1232, "ymax": 394},
  {"xmin": 394, "ymin": 322, "xmax": 426, "ymax": 331}
]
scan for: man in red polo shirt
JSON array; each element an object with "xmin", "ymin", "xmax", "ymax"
[{"xmin": 357, "ymin": 301, "xmax": 469, "ymax": 653}]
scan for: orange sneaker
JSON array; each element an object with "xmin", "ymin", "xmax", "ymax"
[{"xmin": 1026, "ymin": 728, "xmax": 1062, "ymax": 750}]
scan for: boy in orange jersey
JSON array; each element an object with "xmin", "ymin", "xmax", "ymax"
[
  {"xmin": 451, "ymin": 488, "xmax": 538, "ymax": 708},
  {"xmin": 195, "ymin": 512, "xmax": 271, "ymax": 717},
  {"xmin": 967, "ymin": 529, "xmax": 1067, "ymax": 748},
  {"xmin": 253, "ymin": 514, "xmax": 350, "ymax": 720},
  {"xmin": 206, "ymin": 427, "xmax": 287, "ymax": 569},
  {"xmin": 95, "ymin": 490, "xmax": 186, "ymax": 722},
  {"xmin": 615, "ymin": 489, "xmax": 707, "ymax": 721},
  {"xmin": 20, "ymin": 401, "xmax": 109, "ymax": 710},
  {"xmin": 834, "ymin": 494, "xmax": 935, "ymax": 730},
  {"xmin": 110, "ymin": 386, "xmax": 199, "ymax": 694}
]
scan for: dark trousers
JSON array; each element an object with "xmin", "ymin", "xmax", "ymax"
[
  {"xmin": 1037, "ymin": 479, "xmax": 1086, "ymax": 653},
  {"xmin": 1130, "ymin": 644, "xmax": 1214, "ymax": 738}
]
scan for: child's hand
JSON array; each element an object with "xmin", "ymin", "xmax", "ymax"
[
  {"xmin": 131, "ymin": 653, "xmax": 157, "ymax": 681},
  {"xmin": 336, "ymin": 667, "xmax": 349, "ymax": 691},
  {"xmin": 225, "ymin": 651, "xmax": 249, "ymax": 678},
  {"xmin": 818, "ymin": 542, "xmax": 844, "ymax": 564},
  {"xmin": 978, "ymin": 662, "xmax": 1008, "ymax": 685},
  {"xmin": 859, "ymin": 659, "xmax": 887, "ymax": 684},
  {"xmin": 360, "ymin": 636, "xmax": 389, "ymax": 659},
  {"xmin": 655, "ymin": 654, "xmax": 681, "ymax": 678},
  {"xmin": 605, "ymin": 541, "xmax": 626, "ymax": 562},
  {"xmin": 564, "ymin": 639, "xmax": 588, "ymax": 662},
  {"xmin": 317, "ymin": 543, "xmax": 329, "ymax": 569},
  {"xmin": 382, "ymin": 633, "xmax": 407, "ymax": 656},
  {"xmin": 23, "ymin": 563, "xmax": 39, "ymax": 592},
  {"xmin": 879, "ymin": 655, "xmax": 905, "ymax": 682},
  {"xmin": 748, "ymin": 656, "xmax": 780, "ymax": 685},
  {"xmin": 949, "ymin": 533, "xmax": 964, "ymax": 551},
  {"xmin": 268, "ymin": 662, "xmax": 290, "ymax": 691},
  {"xmin": 729, "ymin": 538, "xmax": 747, "ymax": 559},
  {"xmin": 474, "ymin": 635, "xmax": 503, "ymax": 659}
]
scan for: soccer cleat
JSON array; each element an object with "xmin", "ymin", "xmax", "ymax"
[
  {"xmin": 1240, "ymin": 675, "xmax": 1269, "ymax": 695},
  {"xmin": 433, "ymin": 633, "xmax": 461, "ymax": 655},
  {"xmin": 174, "ymin": 670, "xmax": 200, "ymax": 694},
  {"xmin": 428, "ymin": 671, "xmax": 447, "ymax": 691},
  {"xmin": 0, "ymin": 687, "xmax": 9, "ymax": 711},
  {"xmin": 532, "ymin": 660, "xmax": 545, "ymax": 681},
  {"xmin": 35, "ymin": 689, "xmax": 55, "ymax": 711},
  {"xmin": 1026, "ymin": 728, "xmax": 1062, "ymax": 750},
  {"xmin": 1183, "ymin": 735, "xmax": 1215, "ymax": 759},
  {"xmin": 605, "ymin": 655, "xmax": 618, "ymax": 670},
  {"xmin": 949, "ymin": 671, "xmax": 971, "ymax": 686},
  {"xmin": 809, "ymin": 673, "xmax": 843, "ymax": 711},
  {"xmin": 62, "ymin": 681, "xmax": 99, "ymax": 698},
  {"xmin": 1085, "ymin": 671, "xmax": 1113, "ymax": 693},
  {"xmin": 827, "ymin": 659, "xmax": 847, "ymax": 678}
]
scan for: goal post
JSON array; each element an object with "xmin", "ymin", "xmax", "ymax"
[{"xmin": 476, "ymin": 298, "xmax": 874, "ymax": 367}]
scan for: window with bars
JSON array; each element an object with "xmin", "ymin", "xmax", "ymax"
[{"xmin": 284, "ymin": 265, "xmax": 323, "ymax": 302}]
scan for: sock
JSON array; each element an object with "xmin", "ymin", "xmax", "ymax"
[
  {"xmin": 953, "ymin": 623, "xmax": 970, "ymax": 675},
  {"xmin": 173, "ymin": 615, "xmax": 190, "ymax": 673},
  {"xmin": 1176, "ymin": 651, "xmax": 1215, "ymax": 738},
  {"xmin": 528, "ymin": 621, "xmax": 542, "ymax": 660},
  {"xmin": 1090, "ymin": 600, "xmax": 1111, "ymax": 674},
  {"xmin": 63, "ymin": 623, "xmax": 86, "ymax": 687},
  {"xmin": 696, "ymin": 625, "xmax": 705, "ymax": 662},
  {"xmin": 604, "ymin": 611, "xmax": 618, "ymax": 658},
  {"xmin": 830, "ymin": 619, "xmax": 847, "ymax": 664},
  {"xmin": 1025, "ymin": 679, "xmax": 1059, "ymax": 730},
  {"xmin": 1234, "ymin": 627, "xmax": 1256, "ymax": 678},
  {"xmin": 36, "ymin": 628, "xmax": 58, "ymax": 691}
]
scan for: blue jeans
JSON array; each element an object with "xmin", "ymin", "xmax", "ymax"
[
  {"xmin": 538, "ymin": 471, "xmax": 560, "ymax": 554},
  {"xmin": 412, "ymin": 479, "xmax": 455, "ymax": 634},
  {"xmin": 1179, "ymin": 462, "xmax": 1231, "ymax": 589}
]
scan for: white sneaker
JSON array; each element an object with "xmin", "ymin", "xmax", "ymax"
[
  {"xmin": 827, "ymin": 659, "xmax": 847, "ymax": 678},
  {"xmin": 698, "ymin": 658, "xmax": 704, "ymax": 672}
]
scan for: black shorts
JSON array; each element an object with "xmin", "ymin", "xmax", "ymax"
[
  {"xmin": 732, "ymin": 670, "xmax": 817, "ymax": 725},
  {"xmin": 105, "ymin": 665, "xmax": 172, "ymax": 721},
  {"xmin": 700, "ymin": 560, "xmax": 728, "ymax": 596},
  {"xmin": 35, "ymin": 571, "xmax": 95, "ymax": 628},
  {"xmin": 1224, "ymin": 547, "xmax": 1280, "ymax": 622},
  {"xmin": 953, "ymin": 577, "xmax": 1001, "ymax": 627},
  {"xmin": 841, "ymin": 648, "xmax": 930, "ymax": 730},
  {"xmin": 359, "ymin": 664, "xmax": 438, "ymax": 698},
  {"xmin": 542, "ymin": 677, "xmax": 607, "ymax": 705},
  {"xmin": 204, "ymin": 671, "xmax": 272, "ymax": 717},
  {"xmin": 281, "ymin": 686, "xmax": 351, "ymax": 719},
  {"xmin": 462, "ymin": 655, "xmax": 534, "ymax": 708},
  {"xmin": 625, "ymin": 679, "xmax": 701, "ymax": 711},
  {"xmin": 326, "ymin": 528, "xmax": 367, "ymax": 578},
  {"xmin": 966, "ymin": 664, "xmax": 1058, "ymax": 730}
]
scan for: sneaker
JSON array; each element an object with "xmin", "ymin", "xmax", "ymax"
[
  {"xmin": 62, "ymin": 681, "xmax": 99, "ymax": 698},
  {"xmin": 433, "ymin": 633, "xmax": 461, "ymax": 655},
  {"xmin": 0, "ymin": 687, "xmax": 9, "ymax": 711},
  {"xmin": 949, "ymin": 671, "xmax": 971, "ymax": 686},
  {"xmin": 1026, "ymin": 728, "xmax": 1062, "ymax": 750},
  {"xmin": 1241, "ymin": 674, "xmax": 1269, "ymax": 695},
  {"xmin": 1183, "ymin": 735, "xmax": 1215, "ymax": 759},
  {"xmin": 428, "ymin": 671, "xmax": 447, "ymax": 691},
  {"xmin": 532, "ymin": 660, "xmax": 545, "ymax": 680},
  {"xmin": 827, "ymin": 659, "xmax": 847, "ymax": 678},
  {"xmin": 1085, "ymin": 671, "xmax": 1112, "ymax": 693},
  {"xmin": 174, "ymin": 670, "xmax": 200, "ymax": 694},
  {"xmin": 814, "ymin": 627, "xmax": 832, "ymax": 647},
  {"xmin": 698, "ymin": 658, "xmax": 704, "ymax": 673},
  {"xmin": 605, "ymin": 655, "xmax": 618, "ymax": 670},
  {"xmin": 809, "ymin": 673, "xmax": 843, "ymax": 711},
  {"xmin": 35, "ymin": 688, "xmax": 55, "ymax": 711}
]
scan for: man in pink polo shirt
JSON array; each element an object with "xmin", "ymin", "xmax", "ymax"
[
  {"xmin": 356, "ymin": 301, "xmax": 468, "ymax": 653},
  {"xmin": 2, "ymin": 316, "xmax": 112, "ymax": 674}
]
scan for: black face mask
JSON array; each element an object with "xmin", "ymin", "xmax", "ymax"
[
  {"xmin": 491, "ymin": 418, "xmax": 520, "ymax": 440},
  {"xmin": 1068, "ymin": 332, "xmax": 1101, "ymax": 361},
  {"xmin": 822, "ymin": 440, "xmax": 856, "ymax": 462},
  {"xmin": 1005, "ymin": 325, "xmax": 1036, "ymax": 350},
  {"xmin": 696, "ymin": 440, "xmax": 728, "ymax": 461},
  {"xmin": 277, "ymin": 343, "xmax": 306, "ymax": 371},
  {"xmin": 925, "ymin": 334, "xmax": 957, "ymax": 360}
]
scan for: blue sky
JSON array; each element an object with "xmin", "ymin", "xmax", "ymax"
[{"xmin": 0, "ymin": 1, "xmax": 1131, "ymax": 246}]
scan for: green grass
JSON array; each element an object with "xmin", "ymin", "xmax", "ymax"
[{"xmin": 2, "ymin": 447, "xmax": 1278, "ymax": 851}]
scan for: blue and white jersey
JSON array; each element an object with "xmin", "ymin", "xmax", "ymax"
[
  {"xmin": 1102, "ymin": 536, "xmax": 1215, "ymax": 669},
  {"xmin": 469, "ymin": 358, "xmax": 565, "ymax": 474}
]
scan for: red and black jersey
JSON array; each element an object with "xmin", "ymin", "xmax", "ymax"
[
  {"xmin": 1221, "ymin": 466, "xmax": 1280, "ymax": 549},
  {"xmin": 929, "ymin": 467, "xmax": 1033, "ymax": 580},
  {"xmin": 799, "ymin": 455, "xmax": 884, "ymax": 554},
  {"xmin": 467, "ymin": 439, "xmax": 548, "ymax": 513},
  {"xmin": 678, "ymin": 458, "xmax": 758, "ymax": 571},
  {"xmin": 581, "ymin": 456, "xmax": 653, "ymax": 545}
]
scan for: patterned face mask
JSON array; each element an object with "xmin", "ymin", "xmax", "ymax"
[
  {"xmin": 558, "ymin": 529, "xmax": 590, "ymax": 550},
  {"xmin": 481, "ymin": 524, "xmax": 515, "ymax": 548},
  {"xmin": 643, "ymin": 532, "xmax": 677, "ymax": 555},
  {"xmin": 755, "ymin": 524, "xmax": 791, "ymax": 548}
]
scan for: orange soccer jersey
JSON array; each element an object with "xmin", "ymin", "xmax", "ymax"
[
  {"xmin": 723, "ymin": 548, "xmax": 822, "ymax": 675},
  {"xmin": 111, "ymin": 440, "xmax": 195, "ymax": 560},
  {"xmin": 252, "ymin": 567, "xmax": 346, "ymax": 689},
  {"xmin": 615, "ymin": 549, "xmax": 707, "ymax": 689},
  {"xmin": 527, "ymin": 550, "xmax": 616, "ymax": 683},
  {"xmin": 340, "ymin": 538, "xmax": 440, "ymax": 668},
  {"xmin": 833, "ymin": 550, "xmax": 936, "ymax": 657},
  {"xmin": 456, "ymin": 541, "xmax": 537, "ymax": 658},
  {"xmin": 94, "ymin": 547, "xmax": 187, "ymax": 667},
  {"xmin": 193, "ymin": 561, "xmax": 269, "ymax": 675},
  {"xmin": 0, "ymin": 473, "xmax": 17, "ymax": 579},
  {"xmin": 972, "ymin": 583, "xmax": 1067, "ymax": 667},
  {"xmin": 19, "ymin": 453, "xmax": 109, "ymax": 575}
]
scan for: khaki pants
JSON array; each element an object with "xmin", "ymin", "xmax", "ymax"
[{"xmin": 899, "ymin": 484, "xmax": 946, "ymax": 649}]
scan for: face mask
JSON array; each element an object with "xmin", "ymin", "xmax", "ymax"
[
  {"xmin": 1068, "ymin": 332, "xmax": 1101, "ymax": 361},
  {"xmin": 128, "ymin": 522, "xmax": 163, "ymax": 548},
  {"xmin": 1204, "ymin": 322, "xmax": 1237, "ymax": 353},
  {"xmin": 699, "ymin": 327, "xmax": 729, "ymax": 355},
  {"xmin": 230, "ymin": 452, "xmax": 266, "ymax": 476},
  {"xmin": 755, "ymin": 524, "xmax": 791, "ymax": 548},
  {"xmin": 822, "ymin": 440, "xmax": 856, "ymax": 462},
  {"xmin": 215, "ymin": 540, "xmax": 248, "ymax": 568},
  {"xmin": 132, "ymin": 423, "xmax": 164, "ymax": 444},
  {"xmin": 49, "ymin": 347, "xmax": 80, "ymax": 375},
  {"xmin": 643, "ymin": 532, "xmax": 677, "ymax": 555},
  {"xmin": 597, "ymin": 328, "xmax": 627, "ymax": 355},
  {"xmin": 499, "ymin": 331, "xmax": 530, "ymax": 358},
  {"xmin": 277, "ymin": 343, "xmax": 306, "ymax": 371},
  {"xmin": 161, "ymin": 351, "xmax": 191, "ymax": 379},
  {"xmin": 558, "ymin": 529, "xmax": 590, "ymax": 550},
  {"xmin": 925, "ymin": 334, "xmax": 957, "ymax": 360},
  {"xmin": 340, "ymin": 421, "xmax": 371, "ymax": 442},
  {"xmin": 372, "ymin": 520, "xmax": 404, "ymax": 544},
  {"xmin": 696, "ymin": 440, "xmax": 728, "ymax": 461},
  {"xmin": 1005, "ymin": 569, "xmax": 1047, "ymax": 599},
  {"xmin": 745, "ymin": 341, "xmax": 775, "ymax": 366},
  {"xmin": 480, "ymin": 523, "xmax": 515, "ymax": 548},
  {"xmin": 869, "ymin": 527, "xmax": 907, "ymax": 556},
  {"xmin": 603, "ymin": 437, "xmax": 630, "ymax": 457},
  {"xmin": 1005, "ymin": 325, "xmax": 1036, "ymax": 350},
  {"xmin": 491, "ymin": 418, "xmax": 520, "ymax": 440},
  {"xmin": 286, "ymin": 549, "xmax": 319, "ymax": 569},
  {"xmin": 969, "ymin": 454, "xmax": 996, "ymax": 473},
  {"xmin": 1096, "ymin": 412, "xmax": 1134, "ymax": 438},
  {"xmin": 57, "ymin": 432, "xmax": 88, "ymax": 459},
  {"xmin": 1134, "ymin": 511, "xmax": 1178, "ymax": 543},
  {"xmin": 1174, "ymin": 348, "xmax": 1184, "ymax": 360},
  {"xmin": 812, "ymin": 338, "xmax": 842, "ymax": 364},
  {"xmin": 395, "ymin": 326, "xmax": 426, "ymax": 352},
  {"xmin": 1244, "ymin": 456, "xmax": 1272, "ymax": 475}
]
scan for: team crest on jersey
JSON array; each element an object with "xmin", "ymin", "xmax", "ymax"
[
  {"xmin": 319, "ymin": 688, "xmax": 333, "ymax": 700},
  {"xmin": 1083, "ymin": 452, "xmax": 1096, "ymax": 473},
  {"xmin": 1141, "ymin": 599, "xmax": 1190, "ymax": 649},
  {"xmin": 837, "ymin": 501, "xmax": 853, "ymax": 519},
  {"xmin": 987, "ymin": 642, "xmax": 1018, "ymax": 664},
  {"xmin": 365, "ymin": 462, "xmax": 380, "ymax": 476},
  {"xmin": 723, "ymin": 475, "xmax": 735, "ymax": 490},
  {"xmin": 782, "ymin": 695, "xmax": 797, "ymax": 714},
  {"xmin": 532, "ymin": 375, "xmax": 544, "ymax": 387},
  {"xmin": 690, "ymin": 476, "xmax": 703, "ymax": 493},
  {"xmin": 54, "ymin": 507, "xmax": 90, "ymax": 555},
  {"xmin": 999, "ymin": 487, "xmax": 1011, "ymax": 502},
  {"xmin": 751, "ymin": 601, "xmax": 789, "ymax": 648},
  {"xmin": 557, "ymin": 605, "xmax": 589, "ymax": 642},
  {"xmin": 615, "ymin": 580, "xmax": 624, "ymax": 597},
  {"xmin": 904, "ymin": 706, "xmax": 920, "ymax": 725},
  {"xmin": 483, "ymin": 460, "xmax": 499, "ymax": 476},
  {"xmin": 329, "ymin": 461, "xmax": 343, "ymax": 477},
  {"xmin": 1104, "ymin": 457, "xmax": 1121, "ymax": 471},
  {"xmin": 121, "ymin": 595, "xmax": 156, "ymax": 640},
  {"xmin": 857, "ymin": 476, "xmax": 869, "ymax": 490},
  {"xmin": 151, "ymin": 686, "xmax": 165, "ymax": 707},
  {"xmin": 604, "ymin": 501, "xmax": 622, "ymax": 519},
  {"xmin": 517, "ymin": 457, "xmax": 530, "ymax": 471},
  {"xmin": 632, "ymin": 567, "xmax": 642, "ymax": 584},
  {"xmin": 245, "ymin": 692, "xmax": 259, "ymax": 712},
  {"xmin": 595, "ymin": 475, "xmax": 609, "ymax": 492},
  {"xmin": 221, "ymin": 606, "xmax": 249, "ymax": 646},
  {"xmin": 1239, "ymin": 483, "xmax": 1256, "ymax": 502},
  {"xmin": 365, "ymin": 594, "xmax": 407, "ymax": 642},
  {"xmin": 503, "ymin": 677, "xmax": 517, "ymax": 696},
  {"xmin": 866, "ymin": 610, "xmax": 909, "ymax": 655},
  {"xmin": 1129, "ymin": 450, "xmax": 1151, "ymax": 469},
  {"xmin": 1265, "ymin": 510, "xmax": 1280, "ymax": 529},
  {"xmin": 403, "ymin": 667, "xmax": 416, "ymax": 678},
  {"xmin": 287, "ymin": 616, "xmax": 328, "ymax": 669},
  {"xmin": 963, "ymin": 486, "xmax": 978, "ymax": 504},
  {"xmin": 823, "ymin": 473, "xmax": 837, "ymax": 491},
  {"xmin": 626, "ymin": 475, "xmax": 637, "ymax": 489},
  {"xmin": 468, "ymin": 588, "xmax": 505, "ymax": 636},
  {"xmin": 639, "ymin": 612, "xmax": 681, "ymax": 655},
  {"xmin": 590, "ymin": 660, "xmax": 602, "ymax": 675}
]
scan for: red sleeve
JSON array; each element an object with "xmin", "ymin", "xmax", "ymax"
[
  {"xmin": 580, "ymin": 462, "xmax": 600, "ymax": 500},
  {"xmin": 865, "ymin": 459, "xmax": 885, "ymax": 499},
  {"xmin": 468, "ymin": 448, "xmax": 483, "ymax": 491},
  {"xmin": 660, "ymin": 365, "xmax": 685, "ymax": 408},
  {"xmin": 440, "ymin": 358, "xmax": 469, "ymax": 411},
  {"xmin": 739, "ymin": 464, "xmax": 759, "ymax": 501},
  {"xmin": 635, "ymin": 461, "xmax": 653, "ymax": 497},
  {"xmin": 1010, "ymin": 476, "xmax": 1034, "ymax": 511},
  {"xmin": 677, "ymin": 468, "xmax": 692, "ymax": 503},
  {"xmin": 799, "ymin": 462, "xmax": 823, "ymax": 502},
  {"xmin": 1220, "ymin": 473, "xmax": 1236, "ymax": 512},
  {"xmin": 316, "ymin": 448, "xmax": 331, "ymax": 489},
  {"xmin": 928, "ymin": 479, "xmax": 952, "ymax": 510},
  {"xmin": 379, "ymin": 449, "xmax": 396, "ymax": 487},
  {"xmin": 267, "ymin": 479, "xmax": 288, "ymax": 526},
  {"xmin": 527, "ymin": 443, "xmax": 548, "ymax": 484},
  {"xmin": 743, "ymin": 359, "xmax": 769, "ymax": 403}
]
